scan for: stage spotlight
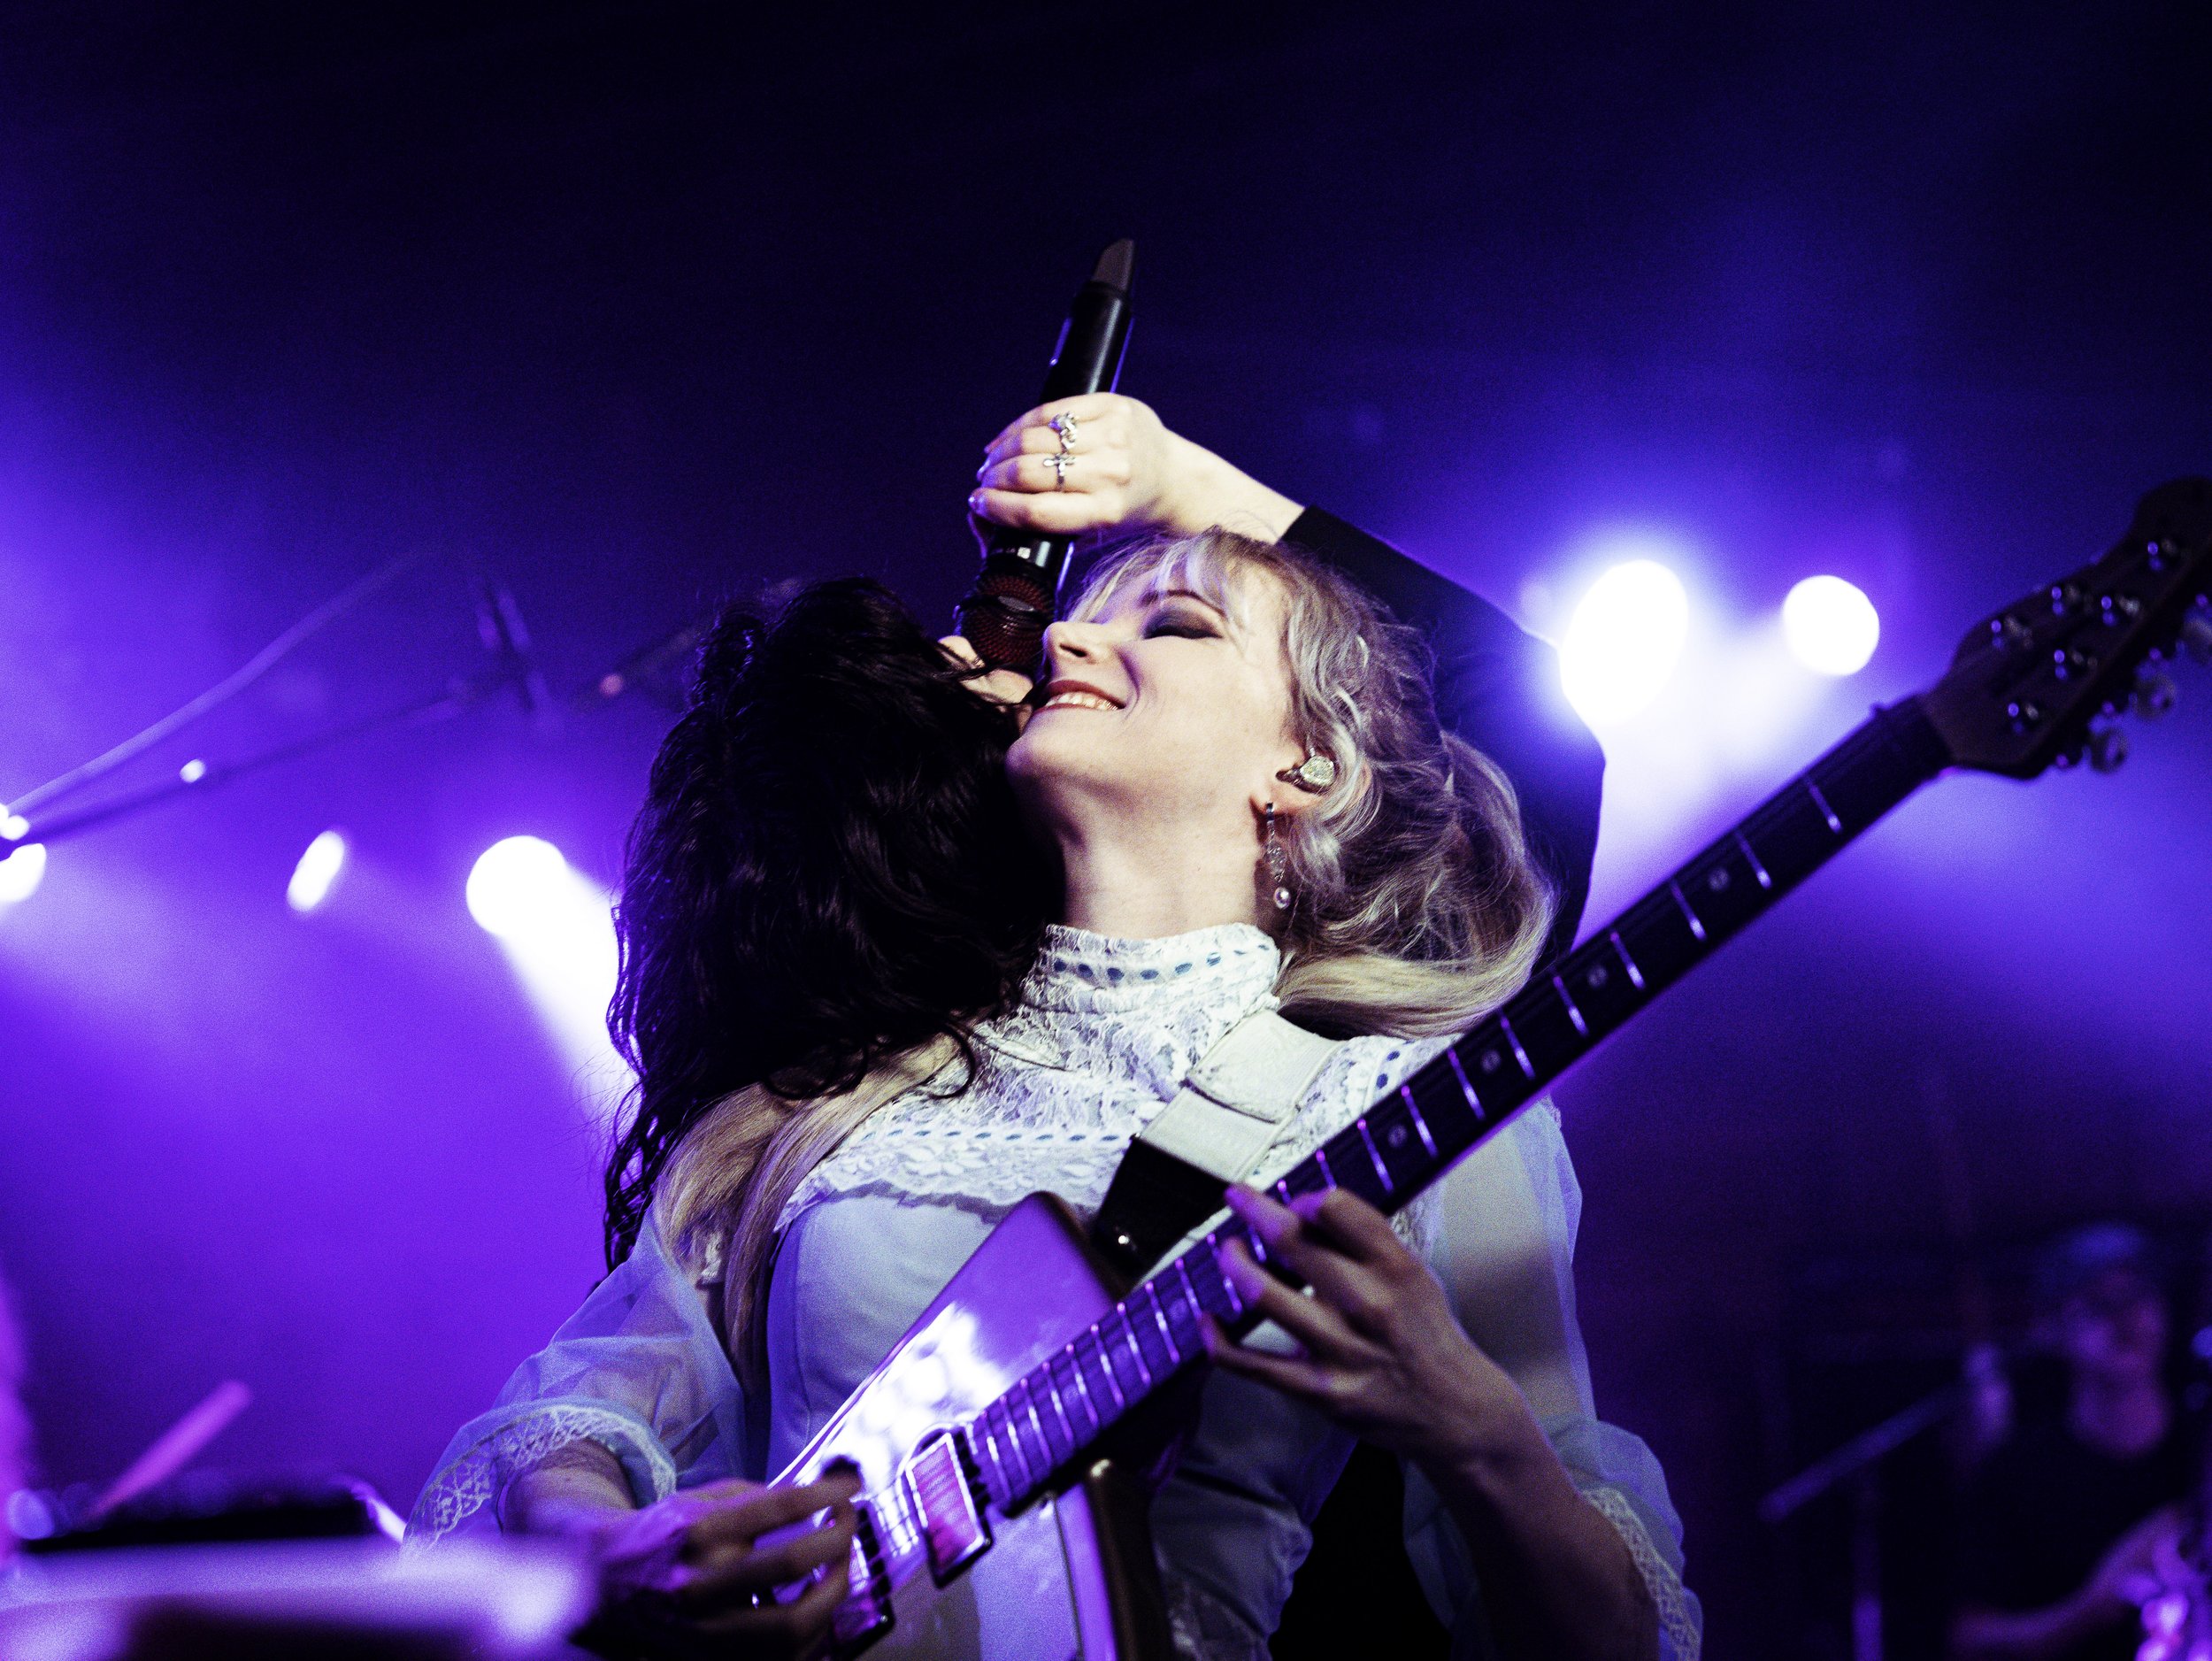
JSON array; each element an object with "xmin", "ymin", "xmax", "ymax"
[
  {"xmin": 466, "ymin": 836, "xmax": 578, "ymax": 939},
  {"xmin": 0, "ymin": 843, "xmax": 45, "ymax": 905},
  {"xmin": 1782, "ymin": 576, "xmax": 1880, "ymax": 675},
  {"xmin": 286, "ymin": 830, "xmax": 349, "ymax": 913},
  {"xmin": 467, "ymin": 836, "xmax": 627, "ymax": 1121},
  {"xmin": 1560, "ymin": 559, "xmax": 1691, "ymax": 725}
]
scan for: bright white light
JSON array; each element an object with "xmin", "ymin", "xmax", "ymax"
[
  {"xmin": 467, "ymin": 835, "xmax": 576, "ymax": 938},
  {"xmin": 1, "ymin": 812, "xmax": 26, "ymax": 841},
  {"xmin": 287, "ymin": 830, "xmax": 349, "ymax": 913},
  {"xmin": 468, "ymin": 836, "xmax": 628, "ymax": 1124},
  {"xmin": 179, "ymin": 758, "xmax": 208, "ymax": 784},
  {"xmin": 0, "ymin": 843, "xmax": 48, "ymax": 905},
  {"xmin": 1559, "ymin": 559, "xmax": 1691, "ymax": 724},
  {"xmin": 1782, "ymin": 576, "xmax": 1880, "ymax": 675}
]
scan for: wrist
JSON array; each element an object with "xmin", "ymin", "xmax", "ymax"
[
  {"xmin": 1421, "ymin": 1391, "xmax": 1559, "ymax": 1514},
  {"xmin": 1158, "ymin": 434, "xmax": 1303, "ymax": 542}
]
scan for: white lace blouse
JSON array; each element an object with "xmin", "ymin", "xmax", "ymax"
[{"xmin": 411, "ymin": 923, "xmax": 1701, "ymax": 1660}]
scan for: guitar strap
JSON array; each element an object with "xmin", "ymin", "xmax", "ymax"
[{"xmin": 1090, "ymin": 1008, "xmax": 1342, "ymax": 1279}]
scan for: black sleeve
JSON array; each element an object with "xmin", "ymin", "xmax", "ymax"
[{"xmin": 1279, "ymin": 507, "xmax": 1606, "ymax": 968}]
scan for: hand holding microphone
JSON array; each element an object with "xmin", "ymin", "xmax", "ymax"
[{"xmin": 967, "ymin": 392, "xmax": 1304, "ymax": 546}]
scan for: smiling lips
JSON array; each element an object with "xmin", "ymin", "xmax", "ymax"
[{"xmin": 1037, "ymin": 679, "xmax": 1125, "ymax": 713}]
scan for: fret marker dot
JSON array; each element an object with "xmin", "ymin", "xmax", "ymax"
[
  {"xmin": 1480, "ymin": 1051, "xmax": 1503, "ymax": 1073},
  {"xmin": 1386, "ymin": 1125, "xmax": 1409, "ymax": 1148},
  {"xmin": 1707, "ymin": 867, "xmax": 1730, "ymax": 891},
  {"xmin": 1586, "ymin": 965, "xmax": 1609, "ymax": 988}
]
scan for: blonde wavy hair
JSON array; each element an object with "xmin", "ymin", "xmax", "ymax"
[{"xmin": 657, "ymin": 529, "xmax": 1555, "ymax": 1386}]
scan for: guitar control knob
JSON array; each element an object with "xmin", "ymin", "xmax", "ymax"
[{"xmin": 2088, "ymin": 727, "xmax": 2130, "ymax": 774}]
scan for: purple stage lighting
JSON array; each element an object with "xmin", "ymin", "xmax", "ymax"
[
  {"xmin": 1781, "ymin": 575, "xmax": 1880, "ymax": 676},
  {"xmin": 0, "ymin": 843, "xmax": 47, "ymax": 906},
  {"xmin": 1559, "ymin": 558, "xmax": 1691, "ymax": 725},
  {"xmin": 466, "ymin": 836, "xmax": 627, "ymax": 1120},
  {"xmin": 285, "ymin": 830, "xmax": 349, "ymax": 913}
]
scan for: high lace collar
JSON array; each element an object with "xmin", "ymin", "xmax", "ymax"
[{"xmin": 1018, "ymin": 922, "xmax": 1281, "ymax": 1013}]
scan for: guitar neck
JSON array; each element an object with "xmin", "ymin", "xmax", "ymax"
[{"xmin": 961, "ymin": 697, "xmax": 1954, "ymax": 1511}]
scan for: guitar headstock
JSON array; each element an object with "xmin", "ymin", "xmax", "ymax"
[{"xmin": 1920, "ymin": 478, "xmax": 2212, "ymax": 779}]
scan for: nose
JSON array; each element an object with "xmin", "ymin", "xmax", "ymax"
[{"xmin": 1041, "ymin": 617, "xmax": 1105, "ymax": 669}]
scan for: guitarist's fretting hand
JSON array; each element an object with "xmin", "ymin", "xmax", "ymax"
[{"xmin": 1205, "ymin": 1186, "xmax": 1661, "ymax": 1661}]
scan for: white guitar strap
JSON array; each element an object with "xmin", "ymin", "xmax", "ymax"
[
  {"xmin": 1089, "ymin": 1007, "xmax": 1343, "ymax": 1276},
  {"xmin": 1140, "ymin": 1008, "xmax": 1343, "ymax": 1183}
]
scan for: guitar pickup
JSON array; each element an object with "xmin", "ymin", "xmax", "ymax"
[{"xmin": 901, "ymin": 1429, "xmax": 991, "ymax": 1583}]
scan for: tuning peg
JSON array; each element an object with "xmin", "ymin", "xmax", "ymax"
[
  {"xmin": 2088, "ymin": 727, "xmax": 2130, "ymax": 774},
  {"xmin": 2180, "ymin": 610, "xmax": 2212, "ymax": 666},
  {"xmin": 2137, "ymin": 669, "xmax": 2179, "ymax": 718}
]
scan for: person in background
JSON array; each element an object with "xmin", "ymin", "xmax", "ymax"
[{"xmin": 1952, "ymin": 1223, "xmax": 2196, "ymax": 1661}]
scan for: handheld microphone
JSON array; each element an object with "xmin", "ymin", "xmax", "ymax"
[{"xmin": 956, "ymin": 238, "xmax": 1134, "ymax": 671}]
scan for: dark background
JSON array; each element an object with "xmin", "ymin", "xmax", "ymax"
[{"xmin": 3, "ymin": 4, "xmax": 2208, "ymax": 1654}]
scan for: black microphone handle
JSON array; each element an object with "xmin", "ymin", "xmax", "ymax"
[{"xmin": 957, "ymin": 240, "xmax": 1134, "ymax": 672}]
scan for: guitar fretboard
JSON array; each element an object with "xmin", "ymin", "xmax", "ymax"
[{"xmin": 961, "ymin": 697, "xmax": 1953, "ymax": 1511}]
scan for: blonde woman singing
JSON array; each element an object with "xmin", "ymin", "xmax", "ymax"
[{"xmin": 412, "ymin": 396, "xmax": 1697, "ymax": 1661}]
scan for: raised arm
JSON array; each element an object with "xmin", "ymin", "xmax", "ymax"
[{"xmin": 971, "ymin": 395, "xmax": 1605, "ymax": 962}]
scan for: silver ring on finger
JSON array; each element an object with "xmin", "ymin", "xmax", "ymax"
[
  {"xmin": 1048, "ymin": 452, "xmax": 1073, "ymax": 490},
  {"xmin": 1049, "ymin": 411, "xmax": 1079, "ymax": 454}
]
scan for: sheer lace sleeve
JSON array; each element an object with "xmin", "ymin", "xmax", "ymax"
[
  {"xmin": 1402, "ymin": 1102, "xmax": 1703, "ymax": 1660},
  {"xmin": 406, "ymin": 1217, "xmax": 749, "ymax": 1545}
]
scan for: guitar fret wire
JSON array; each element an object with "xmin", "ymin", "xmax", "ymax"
[
  {"xmin": 1000, "ymin": 1404, "xmax": 1031, "ymax": 1494},
  {"xmin": 1552, "ymin": 973, "xmax": 1590, "ymax": 1037},
  {"xmin": 1312, "ymin": 1145, "xmax": 1337, "ymax": 1188},
  {"xmin": 1273, "ymin": 1178, "xmax": 1294, "ymax": 1203},
  {"xmin": 1668, "ymin": 880, "xmax": 1709, "ymax": 942},
  {"xmin": 1212, "ymin": 1239, "xmax": 1247, "ymax": 1317},
  {"xmin": 1356, "ymin": 1118, "xmax": 1393, "ymax": 1193},
  {"xmin": 1123, "ymin": 1319, "xmax": 1154, "ymax": 1388},
  {"xmin": 1065, "ymin": 1345, "xmax": 1098, "ymax": 1434},
  {"xmin": 1807, "ymin": 779, "xmax": 1844, "ymax": 834},
  {"xmin": 995, "ymin": 1407, "xmax": 1033, "ymax": 1494},
  {"xmin": 1444, "ymin": 1047, "xmax": 1486, "ymax": 1123},
  {"xmin": 1093, "ymin": 1331, "xmax": 1127, "ymax": 1410},
  {"xmin": 1608, "ymin": 929, "xmax": 1647, "ymax": 990},
  {"xmin": 1042, "ymin": 1370, "xmax": 1075, "ymax": 1448},
  {"xmin": 1496, "ymin": 1012, "xmax": 1538, "ymax": 1080},
  {"xmin": 1021, "ymin": 1388, "xmax": 1054, "ymax": 1468},
  {"xmin": 1733, "ymin": 829, "xmax": 1773, "ymax": 889},
  {"xmin": 1400, "ymin": 1084, "xmax": 1440, "ymax": 1157},
  {"xmin": 1172, "ymin": 1257, "xmax": 1202, "ymax": 1328},
  {"xmin": 1148, "ymin": 1292, "xmax": 1179, "ymax": 1361},
  {"xmin": 981, "ymin": 1408, "xmax": 1010, "ymax": 1495},
  {"xmin": 974, "ymin": 1420, "xmax": 1011, "ymax": 1502}
]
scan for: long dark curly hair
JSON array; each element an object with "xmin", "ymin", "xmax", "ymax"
[{"xmin": 602, "ymin": 578, "xmax": 1053, "ymax": 1266}]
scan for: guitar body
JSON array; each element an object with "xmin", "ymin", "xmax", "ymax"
[
  {"xmin": 774, "ymin": 1193, "xmax": 1175, "ymax": 1660},
  {"xmin": 861, "ymin": 1463, "xmax": 1167, "ymax": 1661}
]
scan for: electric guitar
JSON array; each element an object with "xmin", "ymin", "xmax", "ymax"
[{"xmin": 770, "ymin": 480, "xmax": 2212, "ymax": 1660}]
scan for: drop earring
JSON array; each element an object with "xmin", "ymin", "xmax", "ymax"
[{"xmin": 1263, "ymin": 802, "xmax": 1291, "ymax": 911}]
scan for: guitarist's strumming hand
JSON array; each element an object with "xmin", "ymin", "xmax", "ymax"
[
  {"xmin": 504, "ymin": 1445, "xmax": 859, "ymax": 1659},
  {"xmin": 1204, "ymin": 1185, "xmax": 1661, "ymax": 1661}
]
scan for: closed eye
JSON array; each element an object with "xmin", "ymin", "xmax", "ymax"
[{"xmin": 1145, "ymin": 607, "xmax": 1219, "ymax": 641}]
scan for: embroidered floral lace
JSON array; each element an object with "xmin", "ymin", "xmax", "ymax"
[{"xmin": 780, "ymin": 922, "xmax": 1448, "ymax": 1232}]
